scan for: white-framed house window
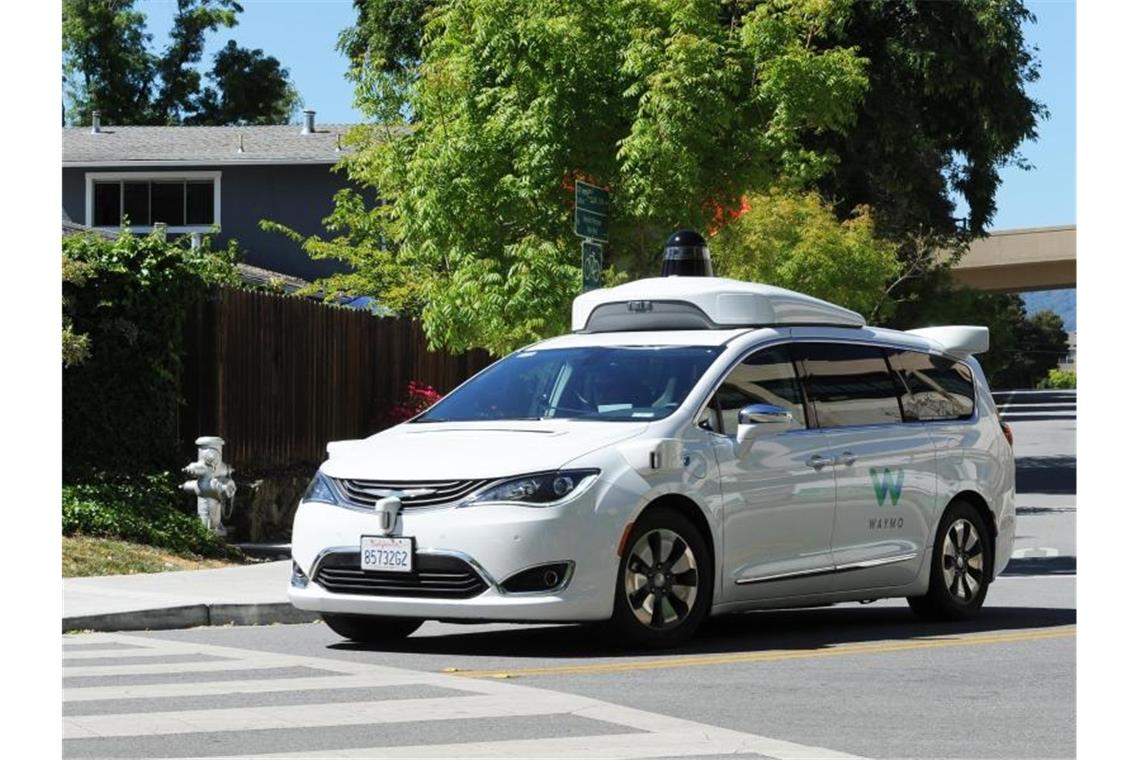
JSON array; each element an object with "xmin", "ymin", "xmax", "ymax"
[{"xmin": 85, "ymin": 171, "xmax": 222, "ymax": 233}]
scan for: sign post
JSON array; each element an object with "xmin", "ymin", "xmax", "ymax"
[{"xmin": 574, "ymin": 180, "xmax": 609, "ymax": 291}]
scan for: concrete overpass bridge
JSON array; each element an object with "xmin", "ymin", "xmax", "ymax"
[{"xmin": 950, "ymin": 225, "xmax": 1075, "ymax": 292}]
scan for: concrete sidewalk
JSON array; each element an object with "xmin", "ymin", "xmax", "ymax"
[{"xmin": 63, "ymin": 560, "xmax": 320, "ymax": 633}]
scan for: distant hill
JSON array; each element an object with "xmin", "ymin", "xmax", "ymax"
[{"xmin": 1021, "ymin": 288, "xmax": 1075, "ymax": 331}]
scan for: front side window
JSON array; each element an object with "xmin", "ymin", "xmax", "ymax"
[
  {"xmin": 887, "ymin": 350, "xmax": 975, "ymax": 421},
  {"xmin": 416, "ymin": 345, "xmax": 723, "ymax": 423},
  {"xmin": 795, "ymin": 343, "xmax": 902, "ymax": 428},
  {"xmin": 90, "ymin": 176, "xmax": 217, "ymax": 228},
  {"xmin": 704, "ymin": 345, "xmax": 806, "ymax": 435}
]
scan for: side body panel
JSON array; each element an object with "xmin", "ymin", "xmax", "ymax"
[
  {"xmin": 820, "ymin": 424, "xmax": 937, "ymax": 588},
  {"xmin": 713, "ymin": 427, "xmax": 838, "ymax": 600}
]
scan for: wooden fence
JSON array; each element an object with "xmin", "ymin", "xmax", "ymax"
[{"xmin": 180, "ymin": 287, "xmax": 493, "ymax": 471}]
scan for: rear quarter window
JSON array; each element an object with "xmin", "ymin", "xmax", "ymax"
[{"xmin": 887, "ymin": 350, "xmax": 975, "ymax": 421}]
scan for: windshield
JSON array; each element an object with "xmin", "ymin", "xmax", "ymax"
[{"xmin": 416, "ymin": 345, "xmax": 724, "ymax": 423}]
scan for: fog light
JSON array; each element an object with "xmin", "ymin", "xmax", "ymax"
[
  {"xmin": 290, "ymin": 561, "xmax": 309, "ymax": 588},
  {"xmin": 501, "ymin": 562, "xmax": 574, "ymax": 593}
]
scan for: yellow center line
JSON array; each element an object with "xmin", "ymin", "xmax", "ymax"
[{"xmin": 444, "ymin": 626, "xmax": 1075, "ymax": 679}]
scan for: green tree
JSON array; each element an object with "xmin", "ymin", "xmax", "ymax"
[
  {"xmin": 709, "ymin": 189, "xmax": 900, "ymax": 319},
  {"xmin": 293, "ymin": 0, "xmax": 869, "ymax": 354},
  {"xmin": 190, "ymin": 41, "xmax": 302, "ymax": 125},
  {"xmin": 337, "ymin": 0, "xmax": 1042, "ymax": 241},
  {"xmin": 62, "ymin": 0, "xmax": 154, "ymax": 125},
  {"xmin": 810, "ymin": 0, "xmax": 1043, "ymax": 240},
  {"xmin": 151, "ymin": 0, "xmax": 242, "ymax": 123},
  {"xmin": 62, "ymin": 0, "xmax": 299, "ymax": 126},
  {"xmin": 338, "ymin": 0, "xmax": 432, "ymax": 78},
  {"xmin": 1015, "ymin": 310, "xmax": 1070, "ymax": 388}
]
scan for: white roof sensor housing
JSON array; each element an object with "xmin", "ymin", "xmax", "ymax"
[{"xmin": 572, "ymin": 276, "xmax": 866, "ymax": 333}]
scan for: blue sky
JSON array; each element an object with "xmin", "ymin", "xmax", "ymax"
[
  {"xmin": 142, "ymin": 0, "xmax": 1075, "ymax": 231},
  {"xmin": 984, "ymin": 0, "xmax": 1076, "ymax": 230},
  {"xmin": 142, "ymin": 0, "xmax": 361, "ymax": 123}
]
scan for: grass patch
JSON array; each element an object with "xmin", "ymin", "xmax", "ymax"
[{"xmin": 63, "ymin": 535, "xmax": 243, "ymax": 577}]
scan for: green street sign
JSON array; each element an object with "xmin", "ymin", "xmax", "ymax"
[
  {"xmin": 575, "ymin": 180, "xmax": 609, "ymax": 216},
  {"xmin": 574, "ymin": 208, "xmax": 608, "ymax": 242},
  {"xmin": 582, "ymin": 240, "xmax": 603, "ymax": 292},
  {"xmin": 574, "ymin": 180, "xmax": 609, "ymax": 242}
]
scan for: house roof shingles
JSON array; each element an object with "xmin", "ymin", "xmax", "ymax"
[{"xmin": 63, "ymin": 124, "xmax": 361, "ymax": 166}]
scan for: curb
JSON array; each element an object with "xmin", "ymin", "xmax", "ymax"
[
  {"xmin": 231, "ymin": 543, "xmax": 292, "ymax": 561},
  {"xmin": 63, "ymin": 602, "xmax": 320, "ymax": 633}
]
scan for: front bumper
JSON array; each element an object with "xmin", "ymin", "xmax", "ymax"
[{"xmin": 287, "ymin": 483, "xmax": 625, "ymax": 623}]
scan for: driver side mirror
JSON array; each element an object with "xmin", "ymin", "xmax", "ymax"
[{"xmin": 736, "ymin": 403, "xmax": 794, "ymax": 448}]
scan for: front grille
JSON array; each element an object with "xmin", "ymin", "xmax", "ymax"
[
  {"xmin": 333, "ymin": 478, "xmax": 492, "ymax": 509},
  {"xmin": 314, "ymin": 551, "xmax": 489, "ymax": 598}
]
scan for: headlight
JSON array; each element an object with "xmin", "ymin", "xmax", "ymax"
[
  {"xmin": 302, "ymin": 471, "xmax": 340, "ymax": 505},
  {"xmin": 462, "ymin": 469, "xmax": 599, "ymax": 507}
]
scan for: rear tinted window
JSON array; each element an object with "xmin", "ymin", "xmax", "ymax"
[
  {"xmin": 794, "ymin": 343, "xmax": 902, "ymax": 428},
  {"xmin": 887, "ymin": 350, "xmax": 975, "ymax": 421}
]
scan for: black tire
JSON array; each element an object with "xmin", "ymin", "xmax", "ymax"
[
  {"xmin": 609, "ymin": 507, "xmax": 713, "ymax": 649},
  {"xmin": 321, "ymin": 613, "xmax": 423, "ymax": 643},
  {"xmin": 908, "ymin": 500, "xmax": 992, "ymax": 621}
]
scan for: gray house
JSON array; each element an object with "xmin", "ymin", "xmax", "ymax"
[{"xmin": 62, "ymin": 111, "xmax": 356, "ymax": 282}]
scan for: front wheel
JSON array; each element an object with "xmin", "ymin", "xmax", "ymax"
[
  {"xmin": 908, "ymin": 500, "xmax": 992, "ymax": 621},
  {"xmin": 609, "ymin": 507, "xmax": 713, "ymax": 648},
  {"xmin": 321, "ymin": 613, "xmax": 423, "ymax": 643}
]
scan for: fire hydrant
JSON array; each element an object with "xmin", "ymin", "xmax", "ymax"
[{"xmin": 182, "ymin": 436, "xmax": 236, "ymax": 536}]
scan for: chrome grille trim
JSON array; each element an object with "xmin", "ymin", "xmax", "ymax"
[
  {"xmin": 331, "ymin": 478, "xmax": 493, "ymax": 509},
  {"xmin": 312, "ymin": 550, "xmax": 490, "ymax": 599}
]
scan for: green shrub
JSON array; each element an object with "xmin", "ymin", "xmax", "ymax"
[
  {"xmin": 1037, "ymin": 369, "xmax": 1076, "ymax": 390},
  {"xmin": 62, "ymin": 229, "xmax": 238, "ymax": 477},
  {"xmin": 62, "ymin": 471, "xmax": 226, "ymax": 557}
]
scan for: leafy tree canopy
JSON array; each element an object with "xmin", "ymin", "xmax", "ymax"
[
  {"xmin": 63, "ymin": 0, "xmax": 300, "ymax": 126},
  {"xmin": 808, "ymin": 0, "xmax": 1043, "ymax": 240},
  {"xmin": 709, "ymin": 189, "xmax": 900, "ymax": 320},
  {"xmin": 301, "ymin": 0, "xmax": 870, "ymax": 354},
  {"xmin": 338, "ymin": 0, "xmax": 1042, "ymax": 242},
  {"xmin": 188, "ymin": 41, "xmax": 301, "ymax": 125},
  {"xmin": 280, "ymin": 0, "xmax": 1043, "ymax": 357}
]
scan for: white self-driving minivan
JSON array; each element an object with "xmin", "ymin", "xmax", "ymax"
[{"xmin": 289, "ymin": 250, "xmax": 1015, "ymax": 648}]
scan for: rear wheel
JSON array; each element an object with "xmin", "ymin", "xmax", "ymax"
[
  {"xmin": 609, "ymin": 507, "xmax": 712, "ymax": 648},
  {"xmin": 321, "ymin": 613, "xmax": 423, "ymax": 643},
  {"xmin": 908, "ymin": 500, "xmax": 992, "ymax": 621}
]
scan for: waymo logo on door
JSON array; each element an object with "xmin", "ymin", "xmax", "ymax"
[{"xmin": 870, "ymin": 467, "xmax": 904, "ymax": 506}]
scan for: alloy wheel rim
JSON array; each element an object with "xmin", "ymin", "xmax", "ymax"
[
  {"xmin": 941, "ymin": 518, "xmax": 985, "ymax": 603},
  {"xmin": 624, "ymin": 528, "xmax": 699, "ymax": 630}
]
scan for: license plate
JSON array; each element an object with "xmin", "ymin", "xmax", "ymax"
[{"xmin": 360, "ymin": 536, "xmax": 414, "ymax": 573}]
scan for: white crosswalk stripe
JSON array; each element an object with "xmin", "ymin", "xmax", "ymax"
[
  {"xmin": 63, "ymin": 632, "xmax": 866, "ymax": 760},
  {"xmin": 64, "ymin": 673, "xmax": 429, "ymax": 702},
  {"xmin": 994, "ymin": 389, "xmax": 1075, "ymax": 421},
  {"xmin": 65, "ymin": 692, "xmax": 598, "ymax": 739}
]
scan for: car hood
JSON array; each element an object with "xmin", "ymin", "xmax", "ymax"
[{"xmin": 321, "ymin": 420, "xmax": 649, "ymax": 481}]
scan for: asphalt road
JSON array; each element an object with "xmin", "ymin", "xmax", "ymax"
[
  {"xmin": 1001, "ymin": 392, "xmax": 1076, "ymax": 575},
  {"xmin": 63, "ymin": 410, "xmax": 1076, "ymax": 760}
]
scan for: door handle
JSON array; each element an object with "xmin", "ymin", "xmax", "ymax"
[
  {"xmin": 837, "ymin": 451, "xmax": 857, "ymax": 466},
  {"xmin": 807, "ymin": 454, "xmax": 835, "ymax": 470}
]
